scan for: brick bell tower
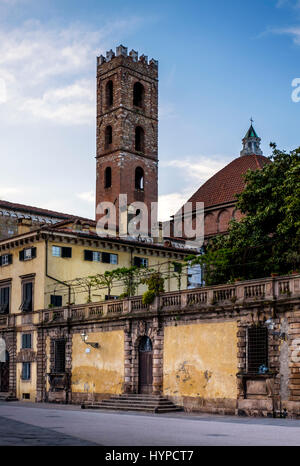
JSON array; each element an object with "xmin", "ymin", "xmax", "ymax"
[{"xmin": 95, "ymin": 45, "xmax": 159, "ymax": 235}]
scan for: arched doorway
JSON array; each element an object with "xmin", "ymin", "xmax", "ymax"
[
  {"xmin": 0, "ymin": 351, "xmax": 9, "ymax": 392},
  {"xmin": 138, "ymin": 336, "xmax": 153, "ymax": 394}
]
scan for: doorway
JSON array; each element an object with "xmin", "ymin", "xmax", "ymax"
[
  {"xmin": 0, "ymin": 351, "xmax": 9, "ymax": 392},
  {"xmin": 138, "ymin": 336, "xmax": 153, "ymax": 394}
]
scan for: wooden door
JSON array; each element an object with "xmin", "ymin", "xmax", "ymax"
[{"xmin": 138, "ymin": 336, "xmax": 153, "ymax": 394}]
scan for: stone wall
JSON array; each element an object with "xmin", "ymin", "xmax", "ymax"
[{"xmin": 1, "ymin": 274, "xmax": 300, "ymax": 417}]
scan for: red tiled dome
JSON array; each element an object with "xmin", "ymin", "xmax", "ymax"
[{"xmin": 188, "ymin": 154, "xmax": 270, "ymax": 209}]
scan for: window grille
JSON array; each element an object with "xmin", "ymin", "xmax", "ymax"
[{"xmin": 247, "ymin": 326, "xmax": 268, "ymax": 374}]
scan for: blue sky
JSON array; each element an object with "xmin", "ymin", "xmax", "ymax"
[{"xmin": 0, "ymin": 0, "xmax": 300, "ymax": 220}]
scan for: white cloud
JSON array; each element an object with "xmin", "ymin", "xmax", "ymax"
[
  {"xmin": 161, "ymin": 156, "xmax": 229, "ymax": 184},
  {"xmin": 21, "ymin": 79, "xmax": 95, "ymax": 125},
  {"xmin": 158, "ymin": 155, "xmax": 230, "ymax": 220},
  {"xmin": 271, "ymin": 26, "xmax": 300, "ymax": 45},
  {"xmin": 77, "ymin": 191, "xmax": 95, "ymax": 204},
  {"xmin": 158, "ymin": 191, "xmax": 194, "ymax": 222},
  {"xmin": 0, "ymin": 18, "xmax": 142, "ymax": 125},
  {"xmin": 275, "ymin": 0, "xmax": 300, "ymax": 7},
  {"xmin": 0, "ymin": 184, "xmax": 39, "ymax": 201}
]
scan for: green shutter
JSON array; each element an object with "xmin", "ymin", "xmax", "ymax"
[{"xmin": 84, "ymin": 250, "xmax": 93, "ymax": 261}]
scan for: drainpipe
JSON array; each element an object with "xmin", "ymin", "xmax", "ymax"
[{"xmin": 44, "ymin": 237, "xmax": 71, "ymax": 405}]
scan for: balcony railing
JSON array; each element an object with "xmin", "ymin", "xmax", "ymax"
[{"xmin": 0, "ymin": 273, "xmax": 296, "ymax": 327}]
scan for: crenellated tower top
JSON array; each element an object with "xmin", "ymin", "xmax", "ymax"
[{"xmin": 97, "ymin": 45, "xmax": 158, "ymax": 78}]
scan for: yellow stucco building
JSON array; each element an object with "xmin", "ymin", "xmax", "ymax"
[{"xmin": 0, "ymin": 217, "xmax": 190, "ymax": 402}]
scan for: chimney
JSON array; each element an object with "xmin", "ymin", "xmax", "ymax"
[{"xmin": 17, "ymin": 218, "xmax": 33, "ymax": 235}]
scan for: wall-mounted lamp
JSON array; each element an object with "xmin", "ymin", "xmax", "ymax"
[
  {"xmin": 264, "ymin": 319, "xmax": 287, "ymax": 341},
  {"xmin": 80, "ymin": 331, "xmax": 100, "ymax": 349}
]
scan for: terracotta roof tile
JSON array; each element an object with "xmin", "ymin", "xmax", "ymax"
[
  {"xmin": 187, "ymin": 154, "xmax": 270, "ymax": 209},
  {"xmin": 0, "ymin": 199, "xmax": 93, "ymax": 222}
]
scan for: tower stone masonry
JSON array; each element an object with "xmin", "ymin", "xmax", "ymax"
[{"xmin": 95, "ymin": 45, "xmax": 159, "ymax": 233}]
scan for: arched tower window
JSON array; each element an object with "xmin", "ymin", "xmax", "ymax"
[
  {"xmin": 104, "ymin": 167, "xmax": 112, "ymax": 188},
  {"xmin": 135, "ymin": 126, "xmax": 144, "ymax": 152},
  {"xmin": 106, "ymin": 80, "xmax": 113, "ymax": 107},
  {"xmin": 105, "ymin": 125, "xmax": 112, "ymax": 149},
  {"xmin": 135, "ymin": 167, "xmax": 144, "ymax": 190},
  {"xmin": 133, "ymin": 82, "xmax": 144, "ymax": 108}
]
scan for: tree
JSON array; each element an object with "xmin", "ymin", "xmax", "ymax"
[
  {"xmin": 89, "ymin": 270, "xmax": 119, "ymax": 299},
  {"xmin": 114, "ymin": 266, "xmax": 148, "ymax": 298},
  {"xmin": 141, "ymin": 271, "xmax": 165, "ymax": 305},
  {"xmin": 190, "ymin": 144, "xmax": 300, "ymax": 285}
]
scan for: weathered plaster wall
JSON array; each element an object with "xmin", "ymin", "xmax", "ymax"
[
  {"xmin": 163, "ymin": 322, "xmax": 238, "ymax": 400},
  {"xmin": 16, "ymin": 362, "xmax": 37, "ymax": 401},
  {"xmin": 71, "ymin": 330, "xmax": 124, "ymax": 395}
]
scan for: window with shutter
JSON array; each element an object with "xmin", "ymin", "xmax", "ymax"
[
  {"xmin": 52, "ymin": 246, "xmax": 61, "ymax": 257},
  {"xmin": 0, "ymin": 287, "xmax": 10, "ymax": 314},
  {"xmin": 84, "ymin": 250, "xmax": 93, "ymax": 261},
  {"xmin": 110, "ymin": 254, "xmax": 118, "ymax": 264},
  {"xmin": 20, "ymin": 282, "xmax": 33, "ymax": 312},
  {"xmin": 61, "ymin": 247, "xmax": 72, "ymax": 258},
  {"xmin": 102, "ymin": 252, "xmax": 111, "ymax": 263},
  {"xmin": 24, "ymin": 248, "xmax": 32, "ymax": 260},
  {"xmin": 22, "ymin": 333, "xmax": 32, "ymax": 349},
  {"xmin": 0, "ymin": 254, "xmax": 12, "ymax": 266},
  {"xmin": 19, "ymin": 248, "xmax": 36, "ymax": 261},
  {"xmin": 54, "ymin": 339, "xmax": 66, "ymax": 373},
  {"xmin": 133, "ymin": 257, "xmax": 148, "ymax": 268},
  {"xmin": 93, "ymin": 251, "xmax": 101, "ymax": 262},
  {"xmin": 22, "ymin": 362, "xmax": 31, "ymax": 380},
  {"xmin": 102, "ymin": 252, "xmax": 118, "ymax": 264},
  {"xmin": 50, "ymin": 295, "xmax": 62, "ymax": 307}
]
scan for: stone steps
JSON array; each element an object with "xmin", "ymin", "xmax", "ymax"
[
  {"xmin": 81, "ymin": 394, "xmax": 183, "ymax": 413},
  {"xmin": 0, "ymin": 392, "xmax": 18, "ymax": 402}
]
